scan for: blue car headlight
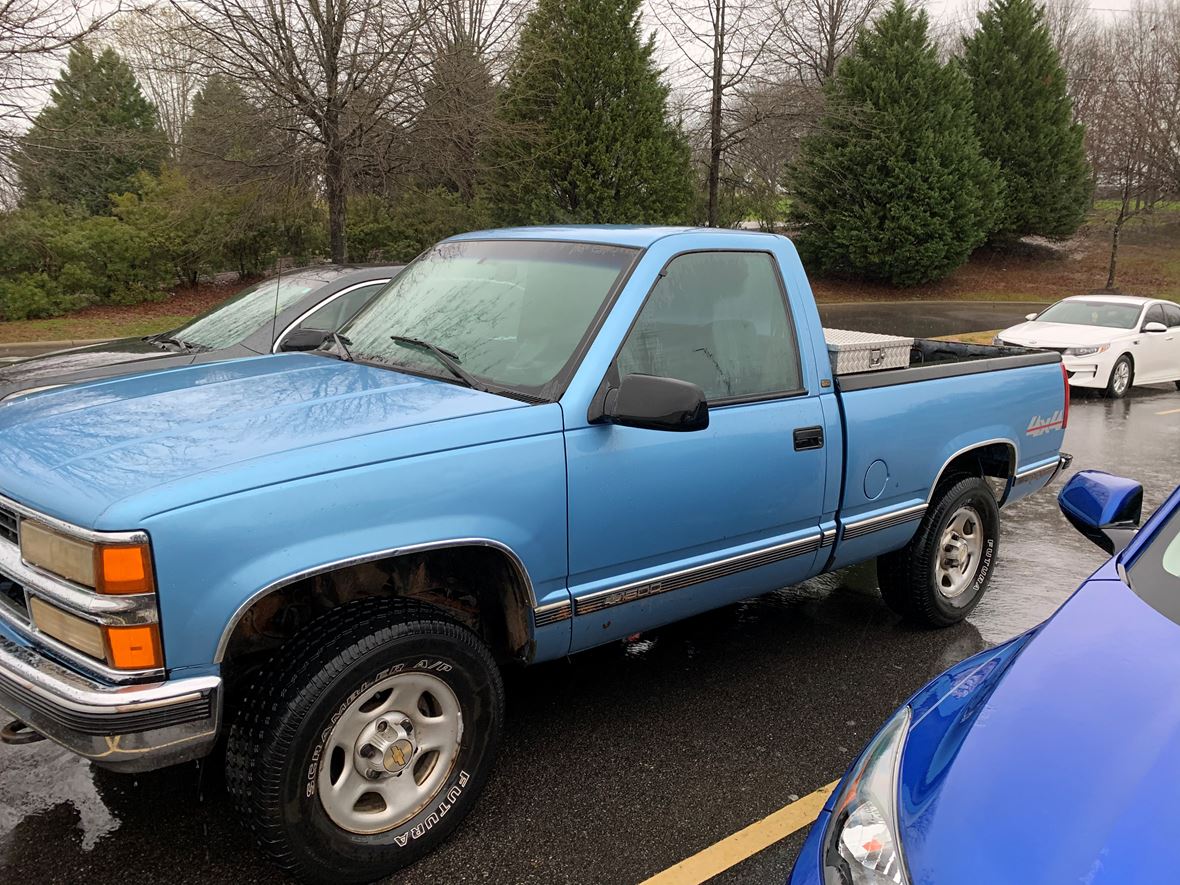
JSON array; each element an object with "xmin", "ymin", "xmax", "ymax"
[{"xmin": 824, "ymin": 706, "xmax": 911, "ymax": 885}]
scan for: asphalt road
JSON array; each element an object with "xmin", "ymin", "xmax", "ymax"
[{"xmin": 2, "ymin": 379, "xmax": 1179, "ymax": 884}]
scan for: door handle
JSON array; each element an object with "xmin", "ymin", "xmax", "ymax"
[{"xmin": 793, "ymin": 426, "xmax": 824, "ymax": 451}]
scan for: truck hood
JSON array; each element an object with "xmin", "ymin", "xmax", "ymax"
[
  {"xmin": 999, "ymin": 321, "xmax": 1126, "ymax": 348},
  {"xmin": 899, "ymin": 577, "xmax": 1180, "ymax": 884},
  {"xmin": 0, "ymin": 354, "xmax": 530, "ymax": 527}
]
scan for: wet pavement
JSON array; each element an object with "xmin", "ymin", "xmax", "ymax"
[{"xmin": 2, "ymin": 387, "xmax": 1179, "ymax": 884}]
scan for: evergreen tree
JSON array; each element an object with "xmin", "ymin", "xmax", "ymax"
[
  {"xmin": 788, "ymin": 0, "xmax": 997, "ymax": 286},
  {"xmin": 488, "ymin": 0, "xmax": 693, "ymax": 225},
  {"xmin": 961, "ymin": 0, "xmax": 1090, "ymax": 240},
  {"xmin": 16, "ymin": 45, "xmax": 166, "ymax": 214},
  {"xmin": 181, "ymin": 74, "xmax": 275, "ymax": 186}
]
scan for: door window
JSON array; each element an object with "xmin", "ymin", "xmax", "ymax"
[
  {"xmin": 296, "ymin": 282, "xmax": 387, "ymax": 333},
  {"xmin": 1143, "ymin": 304, "xmax": 1166, "ymax": 328},
  {"xmin": 617, "ymin": 252, "xmax": 801, "ymax": 402},
  {"xmin": 1162, "ymin": 303, "xmax": 1180, "ymax": 329}
]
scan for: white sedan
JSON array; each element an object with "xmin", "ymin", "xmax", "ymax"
[{"xmin": 995, "ymin": 294, "xmax": 1180, "ymax": 398}]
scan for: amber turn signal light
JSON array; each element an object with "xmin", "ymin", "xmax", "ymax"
[
  {"xmin": 104, "ymin": 624, "xmax": 163, "ymax": 670},
  {"xmin": 96, "ymin": 544, "xmax": 154, "ymax": 595}
]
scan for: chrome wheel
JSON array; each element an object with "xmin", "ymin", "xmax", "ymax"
[
  {"xmin": 1111, "ymin": 360, "xmax": 1131, "ymax": 395},
  {"xmin": 317, "ymin": 671, "xmax": 463, "ymax": 835},
  {"xmin": 935, "ymin": 505, "xmax": 983, "ymax": 599}
]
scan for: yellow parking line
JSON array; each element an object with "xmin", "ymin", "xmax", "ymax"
[
  {"xmin": 640, "ymin": 780, "xmax": 839, "ymax": 885},
  {"xmin": 1156, "ymin": 407, "xmax": 1180, "ymax": 416}
]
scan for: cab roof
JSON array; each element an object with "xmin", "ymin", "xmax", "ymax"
[{"xmin": 448, "ymin": 225, "xmax": 782, "ymax": 249}]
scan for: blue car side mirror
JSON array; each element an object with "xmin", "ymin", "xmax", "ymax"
[{"xmin": 1058, "ymin": 470, "xmax": 1143, "ymax": 555}]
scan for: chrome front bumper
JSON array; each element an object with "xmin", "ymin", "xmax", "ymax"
[{"xmin": 0, "ymin": 631, "xmax": 221, "ymax": 772}]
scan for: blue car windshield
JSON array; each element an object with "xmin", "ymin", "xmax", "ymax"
[{"xmin": 1128, "ymin": 506, "xmax": 1180, "ymax": 624}]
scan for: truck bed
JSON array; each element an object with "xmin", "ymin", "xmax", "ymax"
[{"xmin": 834, "ymin": 338, "xmax": 1060, "ymax": 392}]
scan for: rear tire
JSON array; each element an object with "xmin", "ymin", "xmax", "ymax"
[
  {"xmin": 226, "ymin": 598, "xmax": 504, "ymax": 884},
  {"xmin": 877, "ymin": 476, "xmax": 999, "ymax": 627},
  {"xmin": 1106, "ymin": 355, "xmax": 1133, "ymax": 398}
]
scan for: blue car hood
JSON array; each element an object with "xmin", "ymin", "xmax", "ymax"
[
  {"xmin": 0, "ymin": 354, "xmax": 530, "ymax": 528},
  {"xmin": 900, "ymin": 576, "xmax": 1180, "ymax": 884}
]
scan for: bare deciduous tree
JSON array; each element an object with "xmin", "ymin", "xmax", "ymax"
[
  {"xmin": 173, "ymin": 0, "xmax": 434, "ymax": 262},
  {"xmin": 654, "ymin": 0, "xmax": 780, "ymax": 226},
  {"xmin": 1096, "ymin": 2, "xmax": 1180, "ymax": 289},
  {"xmin": 773, "ymin": 0, "xmax": 882, "ymax": 84},
  {"xmin": 106, "ymin": 5, "xmax": 208, "ymax": 154}
]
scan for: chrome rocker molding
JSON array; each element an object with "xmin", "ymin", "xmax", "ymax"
[
  {"xmin": 841, "ymin": 503, "xmax": 928, "ymax": 542},
  {"xmin": 574, "ymin": 532, "xmax": 825, "ymax": 617},
  {"xmin": 214, "ymin": 537, "xmax": 538, "ymax": 662},
  {"xmin": 0, "ymin": 631, "xmax": 221, "ymax": 772},
  {"xmin": 533, "ymin": 600, "xmax": 572, "ymax": 627}
]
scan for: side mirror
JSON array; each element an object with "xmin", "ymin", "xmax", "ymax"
[
  {"xmin": 278, "ymin": 328, "xmax": 330, "ymax": 352},
  {"xmin": 604, "ymin": 374, "xmax": 709, "ymax": 432},
  {"xmin": 1058, "ymin": 470, "xmax": 1143, "ymax": 555},
  {"xmin": 1025, "ymin": 313, "xmax": 1038, "ymax": 321},
  {"xmin": 1143, "ymin": 321, "xmax": 1167, "ymax": 333}
]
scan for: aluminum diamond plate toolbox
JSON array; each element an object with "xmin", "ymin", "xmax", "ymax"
[{"xmin": 824, "ymin": 328, "xmax": 914, "ymax": 374}]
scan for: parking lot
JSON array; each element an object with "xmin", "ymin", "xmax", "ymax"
[{"xmin": 1, "ymin": 380, "xmax": 1178, "ymax": 885}]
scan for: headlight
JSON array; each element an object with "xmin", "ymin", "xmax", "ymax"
[
  {"xmin": 1063, "ymin": 344, "xmax": 1109, "ymax": 357},
  {"xmin": 20, "ymin": 519, "xmax": 155, "ymax": 595},
  {"xmin": 825, "ymin": 706, "xmax": 911, "ymax": 885},
  {"xmin": 20, "ymin": 519, "xmax": 162, "ymax": 670}
]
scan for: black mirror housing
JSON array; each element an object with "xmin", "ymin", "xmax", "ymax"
[
  {"xmin": 604, "ymin": 374, "xmax": 709, "ymax": 432},
  {"xmin": 279, "ymin": 329, "xmax": 330, "ymax": 352}
]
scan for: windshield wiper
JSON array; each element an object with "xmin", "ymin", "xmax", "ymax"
[
  {"xmin": 389, "ymin": 335, "xmax": 491, "ymax": 392},
  {"xmin": 316, "ymin": 331, "xmax": 355, "ymax": 362},
  {"xmin": 151, "ymin": 334, "xmax": 195, "ymax": 353}
]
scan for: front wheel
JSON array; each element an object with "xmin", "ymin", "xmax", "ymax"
[
  {"xmin": 1106, "ymin": 355, "xmax": 1133, "ymax": 398},
  {"xmin": 877, "ymin": 476, "xmax": 1000, "ymax": 627},
  {"xmin": 226, "ymin": 599, "xmax": 504, "ymax": 884}
]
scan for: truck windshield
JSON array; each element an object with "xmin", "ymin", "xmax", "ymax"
[
  {"xmin": 340, "ymin": 240, "xmax": 637, "ymax": 397},
  {"xmin": 1128, "ymin": 504, "xmax": 1180, "ymax": 625},
  {"xmin": 1035, "ymin": 300, "xmax": 1142, "ymax": 329}
]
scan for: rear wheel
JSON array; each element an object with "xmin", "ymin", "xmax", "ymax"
[
  {"xmin": 1106, "ymin": 355, "xmax": 1133, "ymax": 398},
  {"xmin": 226, "ymin": 599, "xmax": 503, "ymax": 884},
  {"xmin": 877, "ymin": 476, "xmax": 999, "ymax": 627}
]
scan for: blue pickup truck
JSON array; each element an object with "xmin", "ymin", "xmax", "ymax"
[{"xmin": 0, "ymin": 227, "xmax": 1069, "ymax": 882}]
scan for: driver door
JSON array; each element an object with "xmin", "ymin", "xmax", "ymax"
[{"xmin": 564, "ymin": 250, "xmax": 828, "ymax": 650}]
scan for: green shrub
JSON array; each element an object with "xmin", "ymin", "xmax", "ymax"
[
  {"xmin": 349, "ymin": 189, "xmax": 487, "ymax": 263},
  {"xmin": 0, "ymin": 274, "xmax": 89, "ymax": 321}
]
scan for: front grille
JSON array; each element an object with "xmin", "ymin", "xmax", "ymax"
[
  {"xmin": 0, "ymin": 505, "xmax": 16, "ymax": 545},
  {"xmin": 0, "ymin": 578, "xmax": 28, "ymax": 624}
]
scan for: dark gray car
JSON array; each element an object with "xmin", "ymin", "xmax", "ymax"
[{"xmin": 0, "ymin": 265, "xmax": 402, "ymax": 401}]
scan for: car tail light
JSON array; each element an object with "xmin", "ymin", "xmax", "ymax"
[{"xmin": 1061, "ymin": 362, "xmax": 1070, "ymax": 430}]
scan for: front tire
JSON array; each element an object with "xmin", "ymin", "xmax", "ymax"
[
  {"xmin": 226, "ymin": 599, "xmax": 504, "ymax": 884},
  {"xmin": 1106, "ymin": 355, "xmax": 1133, "ymax": 398},
  {"xmin": 877, "ymin": 476, "xmax": 1000, "ymax": 627}
]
